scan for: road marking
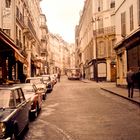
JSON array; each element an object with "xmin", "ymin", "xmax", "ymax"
[
  {"xmin": 47, "ymin": 103, "xmax": 59, "ymax": 108},
  {"xmin": 39, "ymin": 119, "xmax": 75, "ymax": 140}
]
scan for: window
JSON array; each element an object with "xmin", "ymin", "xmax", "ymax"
[
  {"xmin": 130, "ymin": 5, "xmax": 134, "ymax": 31},
  {"xmin": 3, "ymin": 29, "xmax": 10, "ymax": 36},
  {"xmin": 5, "ymin": 0, "xmax": 11, "ymax": 8},
  {"xmin": 98, "ymin": 0, "xmax": 103, "ymax": 12},
  {"xmin": 14, "ymin": 90, "xmax": 21, "ymax": 106},
  {"xmin": 9, "ymin": 92, "xmax": 15, "ymax": 107},
  {"xmin": 110, "ymin": 0, "xmax": 115, "ymax": 8},
  {"xmin": 121, "ymin": 12, "xmax": 126, "ymax": 37},
  {"xmin": 18, "ymin": 88, "xmax": 25, "ymax": 102},
  {"xmin": 98, "ymin": 18, "xmax": 104, "ymax": 34},
  {"xmin": 98, "ymin": 41, "xmax": 105, "ymax": 58}
]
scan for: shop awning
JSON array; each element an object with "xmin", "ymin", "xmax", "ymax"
[{"xmin": 0, "ymin": 30, "xmax": 28, "ymax": 65}]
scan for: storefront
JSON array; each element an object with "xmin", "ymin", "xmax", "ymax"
[
  {"xmin": 115, "ymin": 29, "xmax": 140, "ymax": 86},
  {"xmin": 0, "ymin": 30, "xmax": 27, "ymax": 83}
]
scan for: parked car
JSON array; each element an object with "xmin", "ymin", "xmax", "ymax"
[
  {"xmin": 25, "ymin": 77, "xmax": 47, "ymax": 100},
  {"xmin": 0, "ymin": 85, "xmax": 30, "ymax": 140},
  {"xmin": 41, "ymin": 75, "xmax": 53, "ymax": 93},
  {"xmin": 13, "ymin": 83, "xmax": 43, "ymax": 118}
]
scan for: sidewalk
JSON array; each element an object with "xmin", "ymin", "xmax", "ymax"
[{"xmin": 81, "ymin": 79, "xmax": 140, "ymax": 106}]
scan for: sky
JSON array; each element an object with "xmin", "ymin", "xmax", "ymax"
[{"xmin": 40, "ymin": 0, "xmax": 84, "ymax": 43}]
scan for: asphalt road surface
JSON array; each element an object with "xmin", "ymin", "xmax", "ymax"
[{"xmin": 23, "ymin": 76, "xmax": 140, "ymax": 140}]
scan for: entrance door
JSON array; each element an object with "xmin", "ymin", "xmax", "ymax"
[{"xmin": 111, "ymin": 64, "xmax": 116, "ymax": 82}]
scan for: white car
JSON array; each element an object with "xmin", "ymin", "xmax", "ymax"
[
  {"xmin": 41, "ymin": 75, "xmax": 53, "ymax": 93},
  {"xmin": 25, "ymin": 77, "xmax": 47, "ymax": 100}
]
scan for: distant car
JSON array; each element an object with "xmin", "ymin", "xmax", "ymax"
[
  {"xmin": 0, "ymin": 85, "xmax": 30, "ymax": 140},
  {"xmin": 13, "ymin": 83, "xmax": 43, "ymax": 118},
  {"xmin": 25, "ymin": 77, "xmax": 47, "ymax": 100},
  {"xmin": 41, "ymin": 75, "xmax": 53, "ymax": 93}
]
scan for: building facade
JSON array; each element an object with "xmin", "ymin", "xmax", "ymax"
[
  {"xmin": 0, "ymin": 0, "xmax": 49, "ymax": 83},
  {"xmin": 114, "ymin": 0, "xmax": 140, "ymax": 86},
  {"xmin": 47, "ymin": 33, "xmax": 71, "ymax": 75},
  {"xmin": 75, "ymin": 0, "xmax": 116, "ymax": 81}
]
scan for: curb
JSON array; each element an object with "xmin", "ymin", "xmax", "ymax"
[{"xmin": 101, "ymin": 88, "xmax": 140, "ymax": 106}]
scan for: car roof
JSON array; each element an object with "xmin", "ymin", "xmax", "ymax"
[
  {"xmin": 0, "ymin": 85, "xmax": 21, "ymax": 90},
  {"xmin": 14, "ymin": 83, "xmax": 34, "ymax": 86},
  {"xmin": 26, "ymin": 77, "xmax": 43, "ymax": 79}
]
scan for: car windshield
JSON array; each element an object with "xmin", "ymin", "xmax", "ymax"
[{"xmin": 0, "ymin": 89, "xmax": 11, "ymax": 108}]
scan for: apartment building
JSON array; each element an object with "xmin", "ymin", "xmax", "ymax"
[
  {"xmin": 69, "ymin": 43, "xmax": 76, "ymax": 69},
  {"xmin": 75, "ymin": 0, "xmax": 116, "ymax": 81},
  {"xmin": 114, "ymin": 0, "xmax": 140, "ymax": 86},
  {"xmin": 47, "ymin": 33, "xmax": 71, "ymax": 75},
  {"xmin": 0, "ymin": 0, "xmax": 48, "ymax": 82},
  {"xmin": 40, "ymin": 14, "xmax": 49, "ymax": 75}
]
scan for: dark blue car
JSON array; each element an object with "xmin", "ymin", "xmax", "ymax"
[{"xmin": 0, "ymin": 86, "xmax": 30, "ymax": 140}]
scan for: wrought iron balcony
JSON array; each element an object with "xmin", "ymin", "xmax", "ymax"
[
  {"xmin": 23, "ymin": 16, "xmax": 36, "ymax": 38},
  {"xmin": 93, "ymin": 26, "xmax": 115, "ymax": 37}
]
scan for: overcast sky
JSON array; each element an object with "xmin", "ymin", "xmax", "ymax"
[{"xmin": 40, "ymin": 0, "xmax": 84, "ymax": 43}]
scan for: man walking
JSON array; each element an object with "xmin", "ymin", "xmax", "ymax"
[
  {"xmin": 126, "ymin": 68, "xmax": 135, "ymax": 98},
  {"xmin": 57, "ymin": 73, "xmax": 61, "ymax": 82}
]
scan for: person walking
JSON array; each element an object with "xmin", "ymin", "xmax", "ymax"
[
  {"xmin": 126, "ymin": 68, "xmax": 135, "ymax": 98},
  {"xmin": 57, "ymin": 73, "xmax": 61, "ymax": 82}
]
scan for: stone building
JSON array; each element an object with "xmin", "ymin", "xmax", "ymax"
[
  {"xmin": 47, "ymin": 33, "xmax": 71, "ymax": 75},
  {"xmin": 0, "ymin": 0, "xmax": 48, "ymax": 82},
  {"xmin": 40, "ymin": 14, "xmax": 49, "ymax": 75},
  {"xmin": 75, "ymin": 0, "xmax": 116, "ymax": 82},
  {"xmin": 114, "ymin": 0, "xmax": 140, "ymax": 86}
]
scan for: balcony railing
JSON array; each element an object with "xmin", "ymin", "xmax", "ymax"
[
  {"xmin": 93, "ymin": 26, "xmax": 115, "ymax": 37},
  {"xmin": 23, "ymin": 16, "xmax": 36, "ymax": 38}
]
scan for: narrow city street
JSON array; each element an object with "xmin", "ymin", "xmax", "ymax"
[{"xmin": 24, "ymin": 76, "xmax": 140, "ymax": 140}]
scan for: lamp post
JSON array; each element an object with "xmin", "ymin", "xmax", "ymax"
[{"xmin": 92, "ymin": 17, "xmax": 100, "ymax": 82}]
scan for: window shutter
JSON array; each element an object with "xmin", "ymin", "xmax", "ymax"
[
  {"xmin": 121, "ymin": 12, "xmax": 126, "ymax": 37},
  {"xmin": 130, "ymin": 5, "xmax": 134, "ymax": 31}
]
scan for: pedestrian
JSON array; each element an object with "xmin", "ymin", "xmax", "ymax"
[
  {"xmin": 126, "ymin": 68, "xmax": 135, "ymax": 98},
  {"xmin": 57, "ymin": 73, "xmax": 61, "ymax": 82}
]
